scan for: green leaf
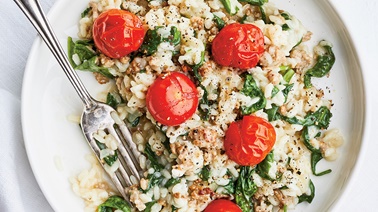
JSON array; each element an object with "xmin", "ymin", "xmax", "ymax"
[
  {"xmin": 192, "ymin": 51, "xmax": 205, "ymax": 82},
  {"xmin": 106, "ymin": 92, "xmax": 122, "ymax": 109},
  {"xmin": 302, "ymin": 106, "xmax": 332, "ymax": 129},
  {"xmin": 298, "ymin": 180, "xmax": 315, "ymax": 204},
  {"xmin": 282, "ymin": 24, "xmax": 290, "ymax": 31},
  {"xmin": 240, "ymin": 15, "xmax": 248, "ymax": 24},
  {"xmin": 198, "ymin": 84, "xmax": 211, "ymax": 121},
  {"xmin": 285, "ymin": 106, "xmax": 332, "ymax": 129},
  {"xmin": 165, "ymin": 178, "xmax": 181, "ymax": 188},
  {"xmin": 81, "ymin": 7, "xmax": 91, "ymax": 18},
  {"xmin": 235, "ymin": 166, "xmax": 257, "ymax": 212},
  {"xmin": 192, "ymin": 52, "xmax": 210, "ymax": 121},
  {"xmin": 302, "ymin": 127, "xmax": 332, "ymax": 176},
  {"xmin": 161, "ymin": 134, "xmax": 172, "ymax": 154},
  {"xmin": 238, "ymin": 0, "xmax": 268, "ymax": 6},
  {"xmin": 311, "ymin": 151, "xmax": 332, "ymax": 176},
  {"xmin": 283, "ymin": 116, "xmax": 303, "ymax": 125},
  {"xmin": 304, "ymin": 41, "xmax": 335, "ymax": 88},
  {"xmin": 200, "ymin": 165, "xmax": 211, "ymax": 181},
  {"xmin": 139, "ymin": 26, "xmax": 181, "ymax": 56},
  {"xmin": 223, "ymin": 170, "xmax": 235, "ymax": 194},
  {"xmin": 95, "ymin": 140, "xmax": 107, "ymax": 150},
  {"xmin": 144, "ymin": 143, "xmax": 164, "ymax": 171},
  {"xmin": 281, "ymin": 12, "xmax": 291, "ymax": 20},
  {"xmin": 129, "ymin": 116, "xmax": 140, "ymax": 127},
  {"xmin": 281, "ymin": 67, "xmax": 295, "ymax": 83},
  {"xmin": 143, "ymin": 201, "xmax": 156, "ymax": 212},
  {"xmin": 95, "ymin": 139, "xmax": 118, "ymax": 166},
  {"xmin": 256, "ymin": 151, "xmax": 274, "ymax": 180},
  {"xmin": 139, "ymin": 27, "xmax": 163, "ymax": 56},
  {"xmin": 292, "ymin": 37, "xmax": 303, "ymax": 49},
  {"xmin": 68, "ymin": 36, "xmax": 111, "ymax": 79},
  {"xmin": 103, "ymin": 151, "xmax": 118, "ymax": 166},
  {"xmin": 241, "ymin": 74, "xmax": 266, "ymax": 114},
  {"xmin": 67, "ymin": 37, "xmax": 96, "ymax": 64},
  {"xmin": 163, "ymin": 26, "xmax": 181, "ymax": 46},
  {"xmin": 213, "ymin": 14, "xmax": 225, "ymax": 30},
  {"xmin": 283, "ymin": 205, "xmax": 288, "ymax": 212},
  {"xmin": 143, "ymin": 173, "xmax": 164, "ymax": 192},
  {"xmin": 74, "ymin": 43, "xmax": 96, "ymax": 61},
  {"xmin": 301, "ymin": 126, "xmax": 318, "ymax": 152},
  {"xmin": 97, "ymin": 196, "xmax": 131, "ymax": 212},
  {"xmin": 271, "ymin": 86, "xmax": 280, "ymax": 98},
  {"xmin": 266, "ymin": 104, "xmax": 281, "ymax": 122},
  {"xmin": 67, "ymin": 37, "xmax": 77, "ymax": 68},
  {"xmin": 76, "ymin": 56, "xmax": 114, "ymax": 79},
  {"xmin": 282, "ymin": 83, "xmax": 294, "ymax": 103},
  {"xmin": 220, "ymin": 0, "xmax": 239, "ymax": 15},
  {"xmin": 76, "ymin": 39, "xmax": 95, "ymax": 46},
  {"xmin": 259, "ymin": 6, "xmax": 268, "ymax": 23}
]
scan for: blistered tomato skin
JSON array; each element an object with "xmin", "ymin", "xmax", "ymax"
[
  {"xmin": 146, "ymin": 72, "xmax": 199, "ymax": 126},
  {"xmin": 212, "ymin": 23, "xmax": 265, "ymax": 69},
  {"xmin": 224, "ymin": 115, "xmax": 276, "ymax": 166},
  {"xmin": 204, "ymin": 199, "xmax": 242, "ymax": 212},
  {"xmin": 92, "ymin": 9, "xmax": 146, "ymax": 59}
]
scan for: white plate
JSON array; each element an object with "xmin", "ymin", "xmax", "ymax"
[{"xmin": 21, "ymin": 0, "xmax": 365, "ymax": 211}]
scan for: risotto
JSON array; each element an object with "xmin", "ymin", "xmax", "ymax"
[{"xmin": 67, "ymin": 0, "xmax": 344, "ymax": 211}]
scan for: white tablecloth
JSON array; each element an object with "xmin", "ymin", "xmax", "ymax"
[{"xmin": 1, "ymin": 0, "xmax": 377, "ymax": 211}]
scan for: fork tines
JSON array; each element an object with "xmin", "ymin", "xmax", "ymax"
[{"xmin": 89, "ymin": 111, "xmax": 142, "ymax": 199}]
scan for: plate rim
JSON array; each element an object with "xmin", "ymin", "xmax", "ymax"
[
  {"xmin": 325, "ymin": 0, "xmax": 369, "ymax": 210},
  {"xmin": 20, "ymin": 0, "xmax": 369, "ymax": 211},
  {"xmin": 21, "ymin": 0, "xmax": 70, "ymax": 210}
]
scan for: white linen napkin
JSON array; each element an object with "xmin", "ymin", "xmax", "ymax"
[
  {"xmin": 0, "ymin": 0, "xmax": 55, "ymax": 211},
  {"xmin": 0, "ymin": 90, "xmax": 53, "ymax": 212}
]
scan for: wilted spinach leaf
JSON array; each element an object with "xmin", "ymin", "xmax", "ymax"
[
  {"xmin": 304, "ymin": 41, "xmax": 335, "ymax": 88},
  {"xmin": 282, "ymin": 83, "xmax": 294, "ymax": 103},
  {"xmin": 223, "ymin": 170, "xmax": 236, "ymax": 194},
  {"xmin": 285, "ymin": 106, "xmax": 332, "ymax": 129},
  {"xmin": 213, "ymin": 14, "xmax": 225, "ymax": 30},
  {"xmin": 241, "ymin": 74, "xmax": 266, "ymax": 114},
  {"xmin": 76, "ymin": 57, "xmax": 113, "ymax": 78},
  {"xmin": 238, "ymin": 0, "xmax": 268, "ymax": 6},
  {"xmin": 302, "ymin": 127, "xmax": 332, "ymax": 176},
  {"xmin": 81, "ymin": 7, "xmax": 91, "ymax": 18},
  {"xmin": 235, "ymin": 166, "xmax": 257, "ymax": 212},
  {"xmin": 199, "ymin": 165, "xmax": 211, "ymax": 181},
  {"xmin": 143, "ymin": 173, "xmax": 164, "ymax": 192},
  {"xmin": 165, "ymin": 178, "xmax": 181, "ymax": 188},
  {"xmin": 143, "ymin": 201, "xmax": 156, "ymax": 212},
  {"xmin": 106, "ymin": 91, "xmax": 122, "ymax": 109},
  {"xmin": 95, "ymin": 140, "xmax": 118, "ymax": 166},
  {"xmin": 97, "ymin": 196, "xmax": 131, "ymax": 212},
  {"xmin": 220, "ymin": 0, "xmax": 239, "ymax": 15},
  {"xmin": 139, "ymin": 26, "xmax": 181, "ymax": 56},
  {"xmin": 144, "ymin": 143, "xmax": 164, "ymax": 171},
  {"xmin": 298, "ymin": 180, "xmax": 315, "ymax": 204},
  {"xmin": 256, "ymin": 151, "xmax": 274, "ymax": 180}
]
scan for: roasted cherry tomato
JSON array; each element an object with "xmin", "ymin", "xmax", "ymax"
[
  {"xmin": 92, "ymin": 9, "xmax": 145, "ymax": 58},
  {"xmin": 224, "ymin": 115, "xmax": 276, "ymax": 165},
  {"xmin": 204, "ymin": 199, "xmax": 242, "ymax": 212},
  {"xmin": 146, "ymin": 72, "xmax": 199, "ymax": 126},
  {"xmin": 211, "ymin": 23, "xmax": 264, "ymax": 69}
]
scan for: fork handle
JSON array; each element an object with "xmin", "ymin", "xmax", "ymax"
[{"xmin": 14, "ymin": 0, "xmax": 96, "ymax": 109}]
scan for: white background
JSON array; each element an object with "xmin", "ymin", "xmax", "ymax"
[{"xmin": 0, "ymin": 0, "xmax": 377, "ymax": 211}]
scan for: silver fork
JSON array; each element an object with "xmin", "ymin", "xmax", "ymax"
[{"xmin": 14, "ymin": 0, "xmax": 142, "ymax": 199}]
